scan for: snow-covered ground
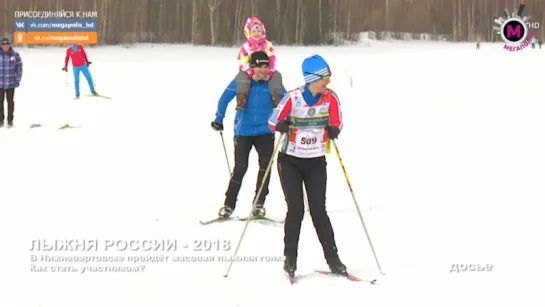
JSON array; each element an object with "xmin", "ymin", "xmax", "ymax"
[{"xmin": 1, "ymin": 41, "xmax": 544, "ymax": 307}]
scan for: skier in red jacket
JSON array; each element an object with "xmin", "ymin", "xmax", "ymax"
[{"xmin": 62, "ymin": 44, "xmax": 98, "ymax": 99}]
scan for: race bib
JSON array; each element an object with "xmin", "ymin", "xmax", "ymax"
[{"xmin": 289, "ymin": 129, "xmax": 324, "ymax": 157}]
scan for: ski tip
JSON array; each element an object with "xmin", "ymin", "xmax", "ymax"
[
  {"xmin": 287, "ymin": 274, "xmax": 296, "ymax": 285},
  {"xmin": 85, "ymin": 94, "xmax": 112, "ymax": 99},
  {"xmin": 346, "ymin": 275, "xmax": 360, "ymax": 281},
  {"xmin": 315, "ymin": 270, "xmax": 328, "ymax": 274},
  {"xmin": 199, "ymin": 217, "xmax": 232, "ymax": 225},
  {"xmin": 57, "ymin": 125, "xmax": 81, "ymax": 130}
]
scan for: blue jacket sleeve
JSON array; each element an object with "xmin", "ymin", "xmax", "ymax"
[
  {"xmin": 15, "ymin": 52, "xmax": 22, "ymax": 83},
  {"xmin": 215, "ymin": 79, "xmax": 237, "ymax": 123}
]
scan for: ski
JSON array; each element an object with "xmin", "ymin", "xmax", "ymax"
[
  {"xmin": 287, "ymin": 270, "xmax": 377, "ymax": 284},
  {"xmin": 199, "ymin": 216, "xmax": 282, "ymax": 226},
  {"xmin": 285, "ymin": 271, "xmax": 302, "ymax": 285},
  {"xmin": 85, "ymin": 94, "xmax": 112, "ymax": 99},
  {"xmin": 199, "ymin": 217, "xmax": 241, "ymax": 225},
  {"xmin": 315, "ymin": 270, "xmax": 377, "ymax": 284},
  {"xmin": 239, "ymin": 216, "xmax": 284, "ymax": 224},
  {"xmin": 58, "ymin": 124, "xmax": 82, "ymax": 130},
  {"xmin": 287, "ymin": 274, "xmax": 297, "ymax": 285},
  {"xmin": 3, "ymin": 124, "xmax": 36, "ymax": 129},
  {"xmin": 10, "ymin": 124, "xmax": 82, "ymax": 129},
  {"xmin": 200, "ymin": 213, "xmax": 283, "ymax": 226},
  {"xmin": 2, "ymin": 124, "xmax": 80, "ymax": 129},
  {"xmin": 286, "ymin": 272, "xmax": 314, "ymax": 285}
]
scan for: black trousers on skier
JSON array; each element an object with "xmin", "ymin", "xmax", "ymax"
[
  {"xmin": 224, "ymin": 133, "xmax": 275, "ymax": 209},
  {"xmin": 278, "ymin": 152, "xmax": 341, "ymax": 262},
  {"xmin": 0, "ymin": 88, "xmax": 15, "ymax": 125}
]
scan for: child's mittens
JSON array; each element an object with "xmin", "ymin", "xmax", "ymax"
[
  {"xmin": 246, "ymin": 70, "xmax": 255, "ymax": 78},
  {"xmin": 267, "ymin": 70, "xmax": 274, "ymax": 78}
]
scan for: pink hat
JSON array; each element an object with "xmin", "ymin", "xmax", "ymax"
[{"xmin": 244, "ymin": 17, "xmax": 266, "ymax": 39}]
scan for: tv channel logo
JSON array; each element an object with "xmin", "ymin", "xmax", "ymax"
[{"xmin": 493, "ymin": 4, "xmax": 539, "ymax": 51}]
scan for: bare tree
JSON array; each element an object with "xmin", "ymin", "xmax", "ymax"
[
  {"xmin": 191, "ymin": 0, "xmax": 201, "ymax": 44},
  {"xmin": 208, "ymin": 0, "xmax": 222, "ymax": 45}
]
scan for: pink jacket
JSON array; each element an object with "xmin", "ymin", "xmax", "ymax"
[{"xmin": 237, "ymin": 17, "xmax": 276, "ymax": 78}]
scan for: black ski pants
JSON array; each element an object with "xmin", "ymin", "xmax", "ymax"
[
  {"xmin": 0, "ymin": 88, "xmax": 15, "ymax": 124},
  {"xmin": 224, "ymin": 133, "xmax": 275, "ymax": 209},
  {"xmin": 278, "ymin": 153, "xmax": 340, "ymax": 261}
]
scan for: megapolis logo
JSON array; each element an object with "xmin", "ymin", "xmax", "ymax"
[{"xmin": 493, "ymin": 4, "xmax": 539, "ymax": 51}]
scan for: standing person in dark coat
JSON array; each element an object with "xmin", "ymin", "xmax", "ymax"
[
  {"xmin": 0, "ymin": 38, "xmax": 23, "ymax": 128},
  {"xmin": 268, "ymin": 54, "xmax": 347, "ymax": 276}
]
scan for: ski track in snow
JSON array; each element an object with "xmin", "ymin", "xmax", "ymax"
[{"xmin": 0, "ymin": 42, "xmax": 544, "ymax": 307}]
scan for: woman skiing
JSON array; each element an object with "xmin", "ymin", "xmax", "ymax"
[{"xmin": 268, "ymin": 54, "xmax": 347, "ymax": 277}]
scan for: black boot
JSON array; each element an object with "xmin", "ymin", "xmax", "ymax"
[
  {"xmin": 283, "ymin": 255, "xmax": 297, "ymax": 276},
  {"xmin": 327, "ymin": 255, "xmax": 347, "ymax": 275},
  {"xmin": 218, "ymin": 206, "xmax": 233, "ymax": 219},
  {"xmin": 252, "ymin": 203, "xmax": 266, "ymax": 217}
]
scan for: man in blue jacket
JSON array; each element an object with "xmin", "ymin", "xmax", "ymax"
[
  {"xmin": 211, "ymin": 51, "xmax": 286, "ymax": 219},
  {"xmin": 0, "ymin": 38, "xmax": 23, "ymax": 128}
]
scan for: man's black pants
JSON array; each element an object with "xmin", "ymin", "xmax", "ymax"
[
  {"xmin": 0, "ymin": 88, "xmax": 15, "ymax": 124},
  {"xmin": 277, "ymin": 153, "xmax": 340, "ymax": 261},
  {"xmin": 224, "ymin": 133, "xmax": 275, "ymax": 209}
]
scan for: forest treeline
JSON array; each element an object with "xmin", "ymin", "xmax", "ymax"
[{"xmin": 2, "ymin": 0, "xmax": 544, "ymax": 46}]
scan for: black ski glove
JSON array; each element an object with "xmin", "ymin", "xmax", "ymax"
[
  {"xmin": 211, "ymin": 121, "xmax": 223, "ymax": 131},
  {"xmin": 62, "ymin": 67, "xmax": 67, "ymax": 72},
  {"xmin": 275, "ymin": 120, "xmax": 292, "ymax": 133},
  {"xmin": 87, "ymin": 61, "xmax": 92, "ymax": 67},
  {"xmin": 326, "ymin": 126, "xmax": 340, "ymax": 139}
]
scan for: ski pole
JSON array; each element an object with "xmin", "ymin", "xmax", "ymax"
[
  {"xmin": 219, "ymin": 131, "xmax": 232, "ymax": 175},
  {"xmin": 224, "ymin": 133, "xmax": 285, "ymax": 278},
  {"xmin": 332, "ymin": 140, "xmax": 384, "ymax": 275}
]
